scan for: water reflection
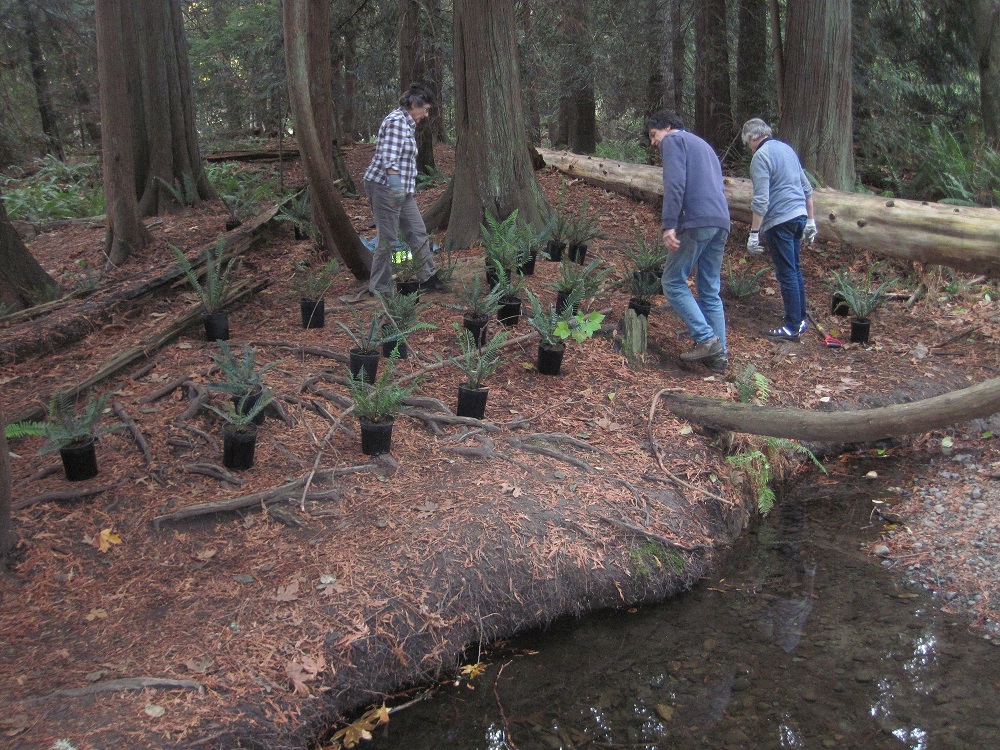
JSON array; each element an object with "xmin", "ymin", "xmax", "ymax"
[{"xmin": 364, "ymin": 461, "xmax": 1000, "ymax": 750}]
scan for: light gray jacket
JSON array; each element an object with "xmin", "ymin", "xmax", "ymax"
[{"xmin": 750, "ymin": 138, "xmax": 812, "ymax": 233}]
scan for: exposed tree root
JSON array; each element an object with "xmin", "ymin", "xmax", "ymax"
[
  {"xmin": 112, "ymin": 400, "xmax": 153, "ymax": 468},
  {"xmin": 32, "ymin": 677, "xmax": 203, "ymax": 701},
  {"xmin": 183, "ymin": 462, "xmax": 243, "ymax": 485},
  {"xmin": 178, "ymin": 381, "xmax": 210, "ymax": 421},
  {"xmin": 505, "ymin": 438, "xmax": 594, "ymax": 472},
  {"xmin": 444, "ymin": 437, "xmax": 541, "ymax": 476},
  {"xmin": 12, "ymin": 483, "xmax": 117, "ymax": 510},
  {"xmin": 596, "ymin": 515, "xmax": 709, "ymax": 553}
]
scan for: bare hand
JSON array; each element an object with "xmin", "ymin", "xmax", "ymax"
[{"xmin": 662, "ymin": 228, "xmax": 680, "ymax": 252}]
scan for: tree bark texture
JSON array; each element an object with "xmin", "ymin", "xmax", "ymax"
[
  {"xmin": 558, "ymin": 0, "xmax": 597, "ymax": 154},
  {"xmin": 768, "ymin": 0, "xmax": 784, "ymax": 108},
  {"xmin": 520, "ymin": 0, "xmax": 541, "ymax": 142},
  {"xmin": 658, "ymin": 377, "xmax": 1000, "ymax": 442},
  {"xmin": 695, "ymin": 0, "xmax": 734, "ymax": 150},
  {"xmin": 972, "ymin": 0, "xmax": 1000, "ymax": 146},
  {"xmin": 95, "ymin": 0, "xmax": 151, "ymax": 266},
  {"xmin": 399, "ymin": 0, "xmax": 440, "ymax": 173},
  {"xmin": 20, "ymin": 0, "xmax": 64, "ymax": 160},
  {"xmin": 538, "ymin": 149, "xmax": 1000, "ymax": 278},
  {"xmin": 736, "ymin": 0, "xmax": 771, "ymax": 123},
  {"xmin": 428, "ymin": 0, "xmax": 550, "ymax": 249},
  {"xmin": 0, "ymin": 407, "xmax": 12, "ymax": 561},
  {"xmin": 780, "ymin": 0, "xmax": 855, "ymax": 190},
  {"xmin": 283, "ymin": 0, "xmax": 370, "ymax": 279},
  {"xmin": 0, "ymin": 187, "xmax": 60, "ymax": 311}
]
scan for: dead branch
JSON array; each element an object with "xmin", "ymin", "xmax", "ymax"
[
  {"xmin": 183, "ymin": 462, "xmax": 243, "ymax": 485},
  {"xmin": 34, "ymin": 677, "xmax": 203, "ymax": 700},
  {"xmin": 266, "ymin": 505, "xmax": 303, "ymax": 527},
  {"xmin": 517, "ymin": 432, "xmax": 607, "ymax": 454},
  {"xmin": 254, "ymin": 341, "xmax": 349, "ymax": 364},
  {"xmin": 112, "ymin": 401, "xmax": 153, "ymax": 467},
  {"xmin": 12, "ymin": 484, "xmax": 116, "ymax": 510},
  {"xmin": 137, "ymin": 376, "xmax": 188, "ymax": 404},
  {"xmin": 930, "ymin": 325, "xmax": 982, "ymax": 349},
  {"xmin": 178, "ymin": 381, "xmax": 210, "ymax": 421},
  {"xmin": 504, "ymin": 438, "xmax": 594, "ymax": 472},
  {"xmin": 596, "ymin": 515, "xmax": 709, "ymax": 553},
  {"xmin": 14, "ymin": 464, "xmax": 61, "ymax": 489},
  {"xmin": 179, "ymin": 423, "xmax": 219, "ymax": 451}
]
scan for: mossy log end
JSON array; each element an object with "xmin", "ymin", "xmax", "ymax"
[
  {"xmin": 659, "ymin": 377, "xmax": 1000, "ymax": 442},
  {"xmin": 538, "ymin": 148, "xmax": 1000, "ymax": 279}
]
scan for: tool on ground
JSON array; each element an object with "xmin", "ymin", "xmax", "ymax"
[{"xmin": 805, "ymin": 313, "xmax": 843, "ymax": 349}]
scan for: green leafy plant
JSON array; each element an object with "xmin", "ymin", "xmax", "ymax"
[
  {"xmin": 734, "ymin": 364, "xmax": 771, "ymax": 405},
  {"xmin": 450, "ymin": 326, "xmax": 509, "ymax": 390},
  {"xmin": 172, "ymin": 240, "xmax": 239, "ymax": 313},
  {"xmin": 624, "ymin": 265, "xmax": 661, "ymax": 303},
  {"xmin": 551, "ymin": 257, "xmax": 609, "ymax": 304},
  {"xmin": 416, "ymin": 165, "xmax": 450, "ymax": 189},
  {"xmin": 206, "ymin": 385, "xmax": 274, "ymax": 431},
  {"xmin": 37, "ymin": 390, "xmax": 116, "ymax": 453},
  {"xmin": 347, "ymin": 358, "xmax": 421, "ymax": 423},
  {"xmin": 1, "ymin": 155, "xmax": 104, "ymax": 222},
  {"xmin": 828, "ymin": 267, "xmax": 898, "ymax": 319},
  {"xmin": 490, "ymin": 262, "xmax": 526, "ymax": 302},
  {"xmin": 726, "ymin": 261, "xmax": 769, "ymax": 299},
  {"xmin": 275, "ymin": 190, "xmax": 313, "ymax": 238},
  {"xmin": 338, "ymin": 305, "xmax": 433, "ymax": 355},
  {"xmin": 525, "ymin": 288, "xmax": 604, "ymax": 346},
  {"xmin": 544, "ymin": 182, "xmax": 572, "ymax": 249},
  {"xmin": 625, "ymin": 236, "xmax": 668, "ymax": 274},
  {"xmin": 4, "ymin": 421, "xmax": 46, "ymax": 440},
  {"xmin": 389, "ymin": 241, "xmax": 421, "ymax": 282},
  {"xmin": 208, "ymin": 341, "xmax": 280, "ymax": 397},
  {"xmin": 456, "ymin": 274, "xmax": 502, "ymax": 319},
  {"xmin": 565, "ymin": 199, "xmax": 604, "ymax": 246},
  {"xmin": 290, "ymin": 258, "xmax": 338, "ymax": 300},
  {"xmin": 378, "ymin": 289, "xmax": 427, "ymax": 335}
]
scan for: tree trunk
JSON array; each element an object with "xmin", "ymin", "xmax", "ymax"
[
  {"xmin": 736, "ymin": 0, "xmax": 771, "ymax": 123},
  {"xmin": 768, "ymin": 0, "xmax": 784, "ymax": 109},
  {"xmin": 425, "ymin": 0, "xmax": 550, "ymax": 249},
  {"xmin": 562, "ymin": 0, "xmax": 597, "ymax": 154},
  {"xmin": 538, "ymin": 148, "xmax": 1000, "ymax": 278},
  {"xmin": 972, "ymin": 0, "xmax": 1000, "ymax": 146},
  {"xmin": 780, "ymin": 0, "xmax": 854, "ymax": 189},
  {"xmin": 0, "ymin": 407, "xmax": 12, "ymax": 563},
  {"xmin": 657, "ymin": 378, "xmax": 1000, "ymax": 442},
  {"xmin": 64, "ymin": 49, "xmax": 101, "ymax": 148},
  {"xmin": 671, "ymin": 0, "xmax": 687, "ymax": 114},
  {"xmin": 342, "ymin": 32, "xmax": 358, "ymax": 138},
  {"xmin": 695, "ymin": 0, "xmax": 734, "ymax": 151},
  {"xmin": 284, "ymin": 0, "xmax": 370, "ymax": 279},
  {"xmin": 520, "ymin": 1, "xmax": 541, "ymax": 142},
  {"xmin": 95, "ymin": 0, "xmax": 151, "ymax": 266},
  {"xmin": 399, "ymin": 0, "xmax": 438, "ymax": 174},
  {"xmin": 0, "ymin": 187, "xmax": 61, "ymax": 311},
  {"xmin": 20, "ymin": 0, "xmax": 64, "ymax": 160}
]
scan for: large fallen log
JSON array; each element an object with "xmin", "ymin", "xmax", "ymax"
[
  {"xmin": 0, "ymin": 206, "xmax": 278, "ymax": 363},
  {"xmin": 538, "ymin": 148, "xmax": 1000, "ymax": 279},
  {"xmin": 657, "ymin": 376, "xmax": 1000, "ymax": 442}
]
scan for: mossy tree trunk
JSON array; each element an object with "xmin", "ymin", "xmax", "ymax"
[{"xmin": 425, "ymin": 0, "xmax": 549, "ymax": 249}]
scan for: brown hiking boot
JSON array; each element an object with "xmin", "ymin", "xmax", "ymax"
[{"xmin": 679, "ymin": 337, "xmax": 723, "ymax": 362}]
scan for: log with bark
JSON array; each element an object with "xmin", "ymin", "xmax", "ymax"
[
  {"xmin": 656, "ymin": 376, "xmax": 1000, "ymax": 442},
  {"xmin": 538, "ymin": 148, "xmax": 1000, "ymax": 279}
]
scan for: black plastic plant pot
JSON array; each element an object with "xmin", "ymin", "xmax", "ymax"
[
  {"xmin": 300, "ymin": 298, "xmax": 325, "ymax": 329},
  {"xmin": 485, "ymin": 264, "xmax": 509, "ymax": 290},
  {"xmin": 832, "ymin": 292, "xmax": 851, "ymax": 316},
  {"xmin": 536, "ymin": 343, "xmax": 566, "ymax": 376},
  {"xmin": 223, "ymin": 424, "xmax": 258, "ymax": 471},
  {"xmin": 628, "ymin": 297, "xmax": 652, "ymax": 317},
  {"xmin": 568, "ymin": 243, "xmax": 588, "ymax": 264},
  {"xmin": 396, "ymin": 280, "xmax": 420, "ymax": 296},
  {"xmin": 519, "ymin": 251, "xmax": 537, "ymax": 276},
  {"xmin": 545, "ymin": 240, "xmax": 565, "ymax": 262},
  {"xmin": 382, "ymin": 337, "xmax": 408, "ymax": 359},
  {"xmin": 231, "ymin": 388, "xmax": 266, "ymax": 426},
  {"xmin": 59, "ymin": 437, "xmax": 98, "ymax": 482},
  {"xmin": 203, "ymin": 312, "xmax": 230, "ymax": 341},
  {"xmin": 360, "ymin": 418, "xmax": 394, "ymax": 456},
  {"xmin": 225, "ymin": 218, "xmax": 242, "ymax": 232},
  {"xmin": 556, "ymin": 291, "xmax": 580, "ymax": 315},
  {"xmin": 463, "ymin": 313, "xmax": 490, "ymax": 347},
  {"xmin": 349, "ymin": 348, "xmax": 381, "ymax": 383},
  {"xmin": 456, "ymin": 384, "xmax": 489, "ymax": 419},
  {"xmin": 293, "ymin": 226, "xmax": 307, "ymax": 241},
  {"xmin": 850, "ymin": 317, "xmax": 871, "ymax": 344},
  {"xmin": 497, "ymin": 298, "xmax": 522, "ymax": 327}
]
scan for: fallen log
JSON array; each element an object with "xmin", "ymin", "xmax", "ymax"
[
  {"xmin": 0, "ymin": 205, "xmax": 279, "ymax": 362},
  {"xmin": 538, "ymin": 148, "xmax": 1000, "ymax": 279},
  {"xmin": 657, "ymin": 376, "xmax": 1000, "ymax": 442}
]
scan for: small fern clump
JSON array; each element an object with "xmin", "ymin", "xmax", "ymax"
[
  {"xmin": 726, "ymin": 262, "xmax": 768, "ymax": 299},
  {"xmin": 172, "ymin": 240, "xmax": 239, "ymax": 313},
  {"xmin": 347, "ymin": 359, "xmax": 421, "ymax": 423},
  {"xmin": 450, "ymin": 326, "xmax": 509, "ymax": 390}
]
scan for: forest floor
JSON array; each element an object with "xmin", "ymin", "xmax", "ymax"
[{"xmin": 2, "ymin": 142, "xmax": 1000, "ymax": 750}]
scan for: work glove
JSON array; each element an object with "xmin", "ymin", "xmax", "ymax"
[
  {"xmin": 803, "ymin": 219, "xmax": 818, "ymax": 244},
  {"xmin": 387, "ymin": 173, "xmax": 405, "ymax": 207},
  {"xmin": 746, "ymin": 231, "xmax": 764, "ymax": 256}
]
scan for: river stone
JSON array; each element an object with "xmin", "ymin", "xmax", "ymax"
[
  {"xmin": 874, "ymin": 545, "xmax": 891, "ymax": 558},
  {"xmin": 801, "ymin": 686, "xmax": 817, "ymax": 702}
]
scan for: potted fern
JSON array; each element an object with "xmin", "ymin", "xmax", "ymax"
[
  {"xmin": 491, "ymin": 264, "xmax": 526, "ymax": 327},
  {"xmin": 544, "ymin": 182, "xmax": 571, "ymax": 262},
  {"xmin": 377, "ymin": 289, "xmax": 427, "ymax": 359},
  {"xmin": 456, "ymin": 274, "xmax": 502, "ymax": 347},
  {"xmin": 207, "ymin": 386, "xmax": 274, "ymax": 470},
  {"xmin": 291, "ymin": 258, "xmax": 338, "ymax": 329},
  {"xmin": 525, "ymin": 289, "xmax": 604, "ymax": 376},
  {"xmin": 209, "ymin": 342, "xmax": 280, "ymax": 426},
  {"xmin": 565, "ymin": 200, "xmax": 603, "ymax": 264},
  {"xmin": 275, "ymin": 189, "xmax": 312, "ymax": 241},
  {"xmin": 450, "ymin": 326, "xmax": 509, "ymax": 419},
  {"xmin": 338, "ymin": 306, "xmax": 433, "ymax": 382},
  {"xmin": 347, "ymin": 358, "xmax": 421, "ymax": 456},
  {"xmin": 626, "ymin": 236, "xmax": 667, "ymax": 296},
  {"xmin": 828, "ymin": 268, "xmax": 898, "ymax": 344},
  {"xmin": 172, "ymin": 241, "xmax": 239, "ymax": 341},
  {"xmin": 624, "ymin": 265, "xmax": 660, "ymax": 318},
  {"xmin": 552, "ymin": 258, "xmax": 609, "ymax": 315},
  {"xmin": 38, "ymin": 390, "xmax": 117, "ymax": 481}
]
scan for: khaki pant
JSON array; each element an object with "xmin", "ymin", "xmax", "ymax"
[{"xmin": 364, "ymin": 179, "xmax": 436, "ymax": 295}]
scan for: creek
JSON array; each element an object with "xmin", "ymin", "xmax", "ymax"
[{"xmin": 364, "ymin": 455, "xmax": 1000, "ymax": 749}]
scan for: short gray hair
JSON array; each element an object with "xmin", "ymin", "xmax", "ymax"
[{"xmin": 741, "ymin": 118, "xmax": 773, "ymax": 145}]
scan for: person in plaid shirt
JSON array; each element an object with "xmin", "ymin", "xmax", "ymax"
[{"xmin": 363, "ymin": 84, "xmax": 443, "ymax": 296}]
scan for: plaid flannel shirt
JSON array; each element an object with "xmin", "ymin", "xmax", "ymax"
[{"xmin": 363, "ymin": 108, "xmax": 418, "ymax": 194}]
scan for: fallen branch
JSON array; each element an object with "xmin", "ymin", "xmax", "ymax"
[
  {"xmin": 13, "ymin": 484, "xmax": 116, "ymax": 510},
  {"xmin": 930, "ymin": 325, "xmax": 982, "ymax": 349},
  {"xmin": 255, "ymin": 341, "xmax": 349, "ymax": 364},
  {"xmin": 112, "ymin": 401, "xmax": 153, "ymax": 467},
  {"xmin": 505, "ymin": 437, "xmax": 593, "ymax": 472},
  {"xmin": 517, "ymin": 432, "xmax": 607, "ymax": 454},
  {"xmin": 183, "ymin": 462, "xmax": 243, "ymax": 485},
  {"xmin": 596, "ymin": 515, "xmax": 709, "ymax": 553},
  {"xmin": 179, "ymin": 423, "xmax": 219, "ymax": 451},
  {"xmin": 178, "ymin": 381, "xmax": 211, "ymax": 421},
  {"xmin": 137, "ymin": 376, "xmax": 188, "ymax": 404}
]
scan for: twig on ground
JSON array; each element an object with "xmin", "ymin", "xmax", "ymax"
[
  {"xmin": 596, "ymin": 515, "xmax": 709, "ymax": 552},
  {"xmin": 14, "ymin": 464, "xmax": 61, "ymax": 488},
  {"xmin": 493, "ymin": 661, "xmax": 521, "ymax": 750},
  {"xmin": 178, "ymin": 380, "xmax": 210, "ymax": 421},
  {"xmin": 12, "ymin": 484, "xmax": 116, "ymax": 510},
  {"xmin": 253, "ymin": 341, "xmax": 349, "ymax": 364},
  {"xmin": 113, "ymin": 400, "xmax": 153, "ymax": 467},
  {"xmin": 930, "ymin": 325, "xmax": 982, "ymax": 349},
  {"xmin": 137, "ymin": 376, "xmax": 187, "ymax": 404},
  {"xmin": 179, "ymin": 423, "xmax": 219, "ymax": 451},
  {"xmin": 505, "ymin": 437, "xmax": 593, "ymax": 472},
  {"xmin": 183, "ymin": 462, "xmax": 243, "ymax": 485},
  {"xmin": 518, "ymin": 432, "xmax": 607, "ymax": 454}
]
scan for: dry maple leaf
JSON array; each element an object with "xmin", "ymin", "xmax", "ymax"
[
  {"xmin": 274, "ymin": 579, "xmax": 300, "ymax": 602},
  {"xmin": 286, "ymin": 654, "xmax": 326, "ymax": 695},
  {"xmin": 94, "ymin": 528, "xmax": 122, "ymax": 553},
  {"xmin": 329, "ymin": 704, "xmax": 389, "ymax": 748},
  {"xmin": 459, "ymin": 662, "xmax": 488, "ymax": 680}
]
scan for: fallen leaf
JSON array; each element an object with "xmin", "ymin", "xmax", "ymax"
[
  {"xmin": 865, "ymin": 471, "xmax": 878, "ymax": 479},
  {"xmin": 678, "ymin": 425, "xmax": 693, "ymax": 435},
  {"xmin": 85, "ymin": 608, "xmax": 108, "ymax": 621},
  {"xmin": 144, "ymin": 703, "xmax": 165, "ymax": 718},
  {"xmin": 655, "ymin": 703, "xmax": 674, "ymax": 721},
  {"xmin": 286, "ymin": 653, "xmax": 326, "ymax": 695},
  {"xmin": 193, "ymin": 548, "xmax": 217, "ymax": 562},
  {"xmin": 95, "ymin": 528, "xmax": 122, "ymax": 553},
  {"xmin": 183, "ymin": 656, "xmax": 215, "ymax": 674},
  {"xmin": 459, "ymin": 662, "xmax": 488, "ymax": 680},
  {"xmin": 274, "ymin": 579, "xmax": 300, "ymax": 602}
]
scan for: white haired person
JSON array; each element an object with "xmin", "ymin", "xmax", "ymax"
[
  {"xmin": 363, "ymin": 84, "xmax": 443, "ymax": 296},
  {"xmin": 741, "ymin": 117, "xmax": 817, "ymax": 342}
]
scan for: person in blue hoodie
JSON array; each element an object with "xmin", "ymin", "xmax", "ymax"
[
  {"xmin": 741, "ymin": 118, "xmax": 817, "ymax": 342},
  {"xmin": 645, "ymin": 110, "xmax": 731, "ymax": 371}
]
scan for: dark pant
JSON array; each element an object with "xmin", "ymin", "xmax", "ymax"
[
  {"xmin": 364, "ymin": 179, "xmax": 436, "ymax": 295},
  {"xmin": 763, "ymin": 216, "xmax": 807, "ymax": 330}
]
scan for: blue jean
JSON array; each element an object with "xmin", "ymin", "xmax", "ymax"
[
  {"xmin": 662, "ymin": 226, "xmax": 729, "ymax": 353},
  {"xmin": 763, "ymin": 216, "xmax": 807, "ymax": 330}
]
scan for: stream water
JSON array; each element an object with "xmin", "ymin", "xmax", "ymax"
[{"xmin": 364, "ymin": 457, "xmax": 1000, "ymax": 749}]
